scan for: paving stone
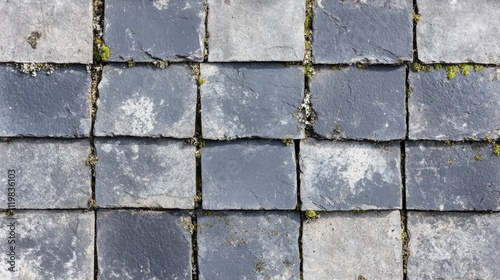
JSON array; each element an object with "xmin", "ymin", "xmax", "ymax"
[
  {"xmin": 303, "ymin": 210, "xmax": 403, "ymax": 280},
  {"xmin": 0, "ymin": 139, "xmax": 91, "ymax": 209},
  {"xmin": 207, "ymin": 0, "xmax": 304, "ymax": 62},
  {"xmin": 417, "ymin": 0, "xmax": 500, "ymax": 63},
  {"xmin": 0, "ymin": 0, "xmax": 92, "ymax": 63},
  {"xmin": 198, "ymin": 211, "xmax": 300, "ymax": 280},
  {"xmin": 97, "ymin": 210, "xmax": 192, "ymax": 279},
  {"xmin": 313, "ymin": 0, "xmax": 412, "ymax": 64},
  {"xmin": 408, "ymin": 212, "xmax": 500, "ymax": 279},
  {"xmin": 104, "ymin": 0, "xmax": 205, "ymax": 62},
  {"xmin": 409, "ymin": 68, "xmax": 500, "ymax": 140},
  {"xmin": 201, "ymin": 64, "xmax": 305, "ymax": 139},
  {"xmin": 300, "ymin": 139, "xmax": 402, "ymax": 210},
  {"xmin": 0, "ymin": 65, "xmax": 90, "ymax": 137},
  {"xmin": 95, "ymin": 64, "xmax": 196, "ymax": 138},
  {"xmin": 406, "ymin": 142, "xmax": 500, "ymax": 211},
  {"xmin": 312, "ymin": 66, "xmax": 406, "ymax": 140},
  {"xmin": 201, "ymin": 140, "xmax": 296, "ymax": 210},
  {"xmin": 95, "ymin": 138, "xmax": 196, "ymax": 209},
  {"xmin": 0, "ymin": 211, "xmax": 94, "ymax": 279}
]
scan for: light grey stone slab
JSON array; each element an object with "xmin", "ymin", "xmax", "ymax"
[
  {"xmin": 300, "ymin": 139, "xmax": 402, "ymax": 210},
  {"xmin": 0, "ymin": 139, "xmax": 91, "ymax": 209},
  {"xmin": 207, "ymin": 0, "xmax": 304, "ymax": 61},
  {"xmin": 95, "ymin": 138, "xmax": 196, "ymax": 209}
]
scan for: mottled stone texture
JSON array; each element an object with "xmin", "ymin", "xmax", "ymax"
[
  {"xmin": 417, "ymin": 0, "xmax": 500, "ymax": 63},
  {"xmin": 409, "ymin": 68, "xmax": 500, "ymax": 140},
  {"xmin": 104, "ymin": 0, "xmax": 205, "ymax": 62},
  {"xmin": 312, "ymin": 66, "xmax": 406, "ymax": 140},
  {"xmin": 97, "ymin": 211, "xmax": 192, "ymax": 279},
  {"xmin": 408, "ymin": 212, "xmax": 500, "ymax": 279},
  {"xmin": 207, "ymin": 0, "xmax": 304, "ymax": 61},
  {"xmin": 95, "ymin": 138, "xmax": 196, "ymax": 209},
  {"xmin": 95, "ymin": 65, "xmax": 196, "ymax": 138},
  {"xmin": 313, "ymin": 0, "xmax": 412, "ymax": 64},
  {"xmin": 406, "ymin": 142, "xmax": 500, "ymax": 211},
  {"xmin": 300, "ymin": 139, "xmax": 402, "ymax": 210},
  {"xmin": 0, "ymin": 0, "xmax": 93, "ymax": 63},
  {"xmin": 201, "ymin": 64, "xmax": 305, "ymax": 139},
  {"xmin": 0, "ymin": 65, "xmax": 90, "ymax": 137},
  {"xmin": 201, "ymin": 140, "xmax": 296, "ymax": 210},
  {"xmin": 198, "ymin": 211, "xmax": 300, "ymax": 280},
  {"xmin": 0, "ymin": 139, "xmax": 91, "ymax": 209},
  {"xmin": 0, "ymin": 211, "xmax": 94, "ymax": 280},
  {"xmin": 303, "ymin": 211, "xmax": 403, "ymax": 280}
]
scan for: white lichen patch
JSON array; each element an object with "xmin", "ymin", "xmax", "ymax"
[
  {"xmin": 118, "ymin": 96, "xmax": 156, "ymax": 135},
  {"xmin": 153, "ymin": 0, "xmax": 169, "ymax": 10}
]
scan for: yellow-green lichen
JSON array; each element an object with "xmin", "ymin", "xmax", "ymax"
[
  {"xmin": 195, "ymin": 150, "xmax": 201, "ymax": 159},
  {"xmin": 460, "ymin": 64, "xmax": 472, "ymax": 76},
  {"xmin": 494, "ymin": 143, "xmax": 500, "ymax": 156},
  {"xmin": 433, "ymin": 64, "xmax": 443, "ymax": 70},
  {"xmin": 88, "ymin": 198, "xmax": 97, "ymax": 208},
  {"xmin": 127, "ymin": 60, "xmax": 136, "ymax": 67},
  {"xmin": 474, "ymin": 155, "xmax": 482, "ymax": 161},
  {"xmin": 474, "ymin": 65, "xmax": 484, "ymax": 72},
  {"xmin": 410, "ymin": 62, "xmax": 433, "ymax": 72},
  {"xmin": 413, "ymin": 13, "xmax": 421, "ymax": 22},
  {"xmin": 197, "ymin": 77, "xmax": 206, "ymax": 86},
  {"xmin": 304, "ymin": 210, "xmax": 319, "ymax": 220},
  {"xmin": 445, "ymin": 65, "xmax": 459, "ymax": 80},
  {"xmin": 282, "ymin": 138, "xmax": 294, "ymax": 146},
  {"xmin": 94, "ymin": 39, "xmax": 112, "ymax": 62}
]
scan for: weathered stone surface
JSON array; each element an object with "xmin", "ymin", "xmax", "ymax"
[
  {"xmin": 104, "ymin": 0, "xmax": 205, "ymax": 62},
  {"xmin": 0, "ymin": 0, "xmax": 93, "ymax": 63},
  {"xmin": 406, "ymin": 142, "xmax": 500, "ymax": 211},
  {"xmin": 408, "ymin": 212, "xmax": 500, "ymax": 279},
  {"xmin": 0, "ymin": 211, "xmax": 94, "ymax": 279},
  {"xmin": 97, "ymin": 210, "xmax": 192, "ymax": 279},
  {"xmin": 417, "ymin": 0, "xmax": 500, "ymax": 63},
  {"xmin": 95, "ymin": 138, "xmax": 196, "ymax": 209},
  {"xmin": 313, "ymin": 0, "xmax": 412, "ymax": 64},
  {"xmin": 409, "ymin": 68, "xmax": 500, "ymax": 140},
  {"xmin": 201, "ymin": 64, "xmax": 305, "ymax": 139},
  {"xmin": 202, "ymin": 140, "xmax": 296, "ymax": 210},
  {"xmin": 300, "ymin": 139, "xmax": 402, "ymax": 210},
  {"xmin": 0, "ymin": 65, "xmax": 90, "ymax": 137},
  {"xmin": 312, "ymin": 66, "xmax": 406, "ymax": 140},
  {"xmin": 198, "ymin": 211, "xmax": 300, "ymax": 280},
  {"xmin": 207, "ymin": 0, "xmax": 304, "ymax": 61},
  {"xmin": 303, "ymin": 211, "xmax": 403, "ymax": 280},
  {"xmin": 95, "ymin": 65, "xmax": 196, "ymax": 138},
  {"xmin": 0, "ymin": 139, "xmax": 91, "ymax": 209}
]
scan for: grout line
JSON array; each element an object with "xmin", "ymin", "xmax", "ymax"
[{"xmin": 295, "ymin": 139, "xmax": 304, "ymax": 280}]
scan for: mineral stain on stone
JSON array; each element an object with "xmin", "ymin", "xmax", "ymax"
[{"xmin": 27, "ymin": 31, "xmax": 42, "ymax": 49}]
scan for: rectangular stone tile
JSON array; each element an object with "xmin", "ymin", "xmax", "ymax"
[
  {"xmin": 104, "ymin": 0, "xmax": 205, "ymax": 62},
  {"xmin": 303, "ymin": 211, "xmax": 403, "ymax": 280},
  {"xmin": 0, "ymin": 0, "xmax": 93, "ymax": 63},
  {"xmin": 95, "ymin": 138, "xmax": 196, "ymax": 209},
  {"xmin": 0, "ymin": 211, "xmax": 94, "ymax": 279},
  {"xmin": 313, "ymin": 0, "xmax": 412, "ymax": 64},
  {"xmin": 417, "ymin": 0, "xmax": 500, "ymax": 63},
  {"xmin": 97, "ymin": 210, "xmax": 192, "ymax": 279},
  {"xmin": 300, "ymin": 139, "xmax": 402, "ymax": 211},
  {"xmin": 409, "ymin": 68, "xmax": 500, "ymax": 140},
  {"xmin": 311, "ymin": 66, "xmax": 406, "ymax": 140},
  {"xmin": 201, "ymin": 140, "xmax": 296, "ymax": 210},
  {"xmin": 95, "ymin": 64, "xmax": 196, "ymax": 138},
  {"xmin": 0, "ymin": 65, "xmax": 90, "ymax": 137},
  {"xmin": 207, "ymin": 0, "xmax": 304, "ymax": 61},
  {"xmin": 0, "ymin": 139, "xmax": 91, "ymax": 209},
  {"xmin": 201, "ymin": 64, "xmax": 305, "ymax": 139},
  {"xmin": 406, "ymin": 142, "xmax": 500, "ymax": 211},
  {"xmin": 198, "ymin": 211, "xmax": 300, "ymax": 280},
  {"xmin": 408, "ymin": 212, "xmax": 500, "ymax": 279}
]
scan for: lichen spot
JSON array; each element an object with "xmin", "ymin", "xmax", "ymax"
[
  {"xmin": 119, "ymin": 96, "xmax": 156, "ymax": 134},
  {"xmin": 153, "ymin": 0, "xmax": 169, "ymax": 10}
]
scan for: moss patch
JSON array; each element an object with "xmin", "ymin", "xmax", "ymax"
[
  {"xmin": 494, "ymin": 143, "xmax": 500, "ymax": 156},
  {"xmin": 282, "ymin": 138, "xmax": 294, "ymax": 146},
  {"xmin": 460, "ymin": 64, "xmax": 472, "ymax": 76},
  {"xmin": 304, "ymin": 210, "xmax": 319, "ymax": 220},
  {"xmin": 445, "ymin": 65, "xmax": 459, "ymax": 80},
  {"xmin": 410, "ymin": 62, "xmax": 433, "ymax": 72},
  {"xmin": 412, "ymin": 13, "xmax": 421, "ymax": 22},
  {"xmin": 94, "ymin": 39, "xmax": 112, "ymax": 62}
]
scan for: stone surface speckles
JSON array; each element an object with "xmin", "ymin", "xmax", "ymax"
[
  {"xmin": 201, "ymin": 63, "xmax": 305, "ymax": 139},
  {"xmin": 95, "ymin": 65, "xmax": 196, "ymax": 138},
  {"xmin": 207, "ymin": 0, "xmax": 305, "ymax": 62},
  {"xmin": 303, "ymin": 211, "xmax": 403, "ymax": 280},
  {"xmin": 300, "ymin": 139, "xmax": 402, "ymax": 210},
  {"xmin": 104, "ymin": 0, "xmax": 205, "ymax": 62},
  {"xmin": 0, "ymin": 139, "xmax": 91, "ymax": 209},
  {"xmin": 313, "ymin": 0, "xmax": 413, "ymax": 64},
  {"xmin": 406, "ymin": 142, "xmax": 500, "ymax": 211},
  {"xmin": 407, "ymin": 212, "xmax": 500, "ymax": 279},
  {"xmin": 97, "ymin": 210, "xmax": 192, "ymax": 279},
  {"xmin": 95, "ymin": 138, "xmax": 196, "ymax": 209},
  {"xmin": 409, "ymin": 68, "xmax": 500, "ymax": 140},
  {"xmin": 311, "ymin": 66, "xmax": 406, "ymax": 140},
  {"xmin": 198, "ymin": 211, "xmax": 300, "ymax": 280},
  {"xmin": 201, "ymin": 140, "xmax": 297, "ymax": 210}
]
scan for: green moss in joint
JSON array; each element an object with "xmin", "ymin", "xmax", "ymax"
[
  {"xmin": 474, "ymin": 65, "xmax": 484, "ymax": 72},
  {"xmin": 127, "ymin": 60, "xmax": 136, "ymax": 68},
  {"xmin": 433, "ymin": 64, "xmax": 443, "ymax": 70},
  {"xmin": 474, "ymin": 155, "xmax": 482, "ymax": 161},
  {"xmin": 445, "ymin": 65, "xmax": 459, "ymax": 80},
  {"xmin": 412, "ymin": 13, "xmax": 421, "ymax": 22},
  {"xmin": 94, "ymin": 39, "xmax": 112, "ymax": 62},
  {"xmin": 197, "ymin": 77, "xmax": 206, "ymax": 86},
  {"xmin": 494, "ymin": 143, "xmax": 500, "ymax": 156},
  {"xmin": 282, "ymin": 138, "xmax": 294, "ymax": 146},
  {"xmin": 304, "ymin": 65, "xmax": 315, "ymax": 79},
  {"xmin": 304, "ymin": 210, "xmax": 319, "ymax": 220},
  {"xmin": 330, "ymin": 65, "xmax": 339, "ymax": 71},
  {"xmin": 410, "ymin": 62, "xmax": 432, "ymax": 72},
  {"xmin": 460, "ymin": 64, "xmax": 472, "ymax": 76}
]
